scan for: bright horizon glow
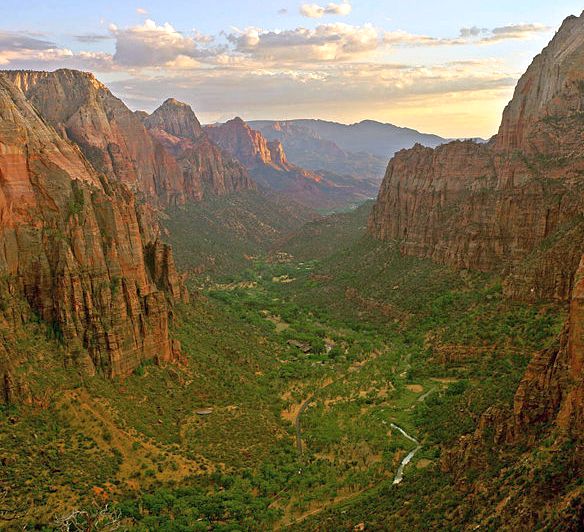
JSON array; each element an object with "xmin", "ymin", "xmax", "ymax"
[{"xmin": 0, "ymin": 1, "xmax": 582, "ymax": 138}]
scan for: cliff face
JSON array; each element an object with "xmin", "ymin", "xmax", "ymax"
[
  {"xmin": 205, "ymin": 117, "xmax": 294, "ymax": 171},
  {"xmin": 0, "ymin": 73, "xmax": 185, "ymax": 399},
  {"xmin": 5, "ymin": 69, "xmax": 189, "ymax": 206},
  {"xmin": 368, "ymin": 14, "xmax": 584, "ymax": 525},
  {"xmin": 369, "ymin": 14, "xmax": 584, "ymax": 303},
  {"xmin": 145, "ymin": 98, "xmax": 204, "ymax": 141},
  {"xmin": 143, "ymin": 100, "xmax": 255, "ymax": 200},
  {"xmin": 205, "ymin": 118, "xmax": 364, "ymax": 209}
]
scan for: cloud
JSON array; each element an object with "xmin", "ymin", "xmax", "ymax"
[
  {"xmin": 110, "ymin": 19, "xmax": 219, "ymax": 67},
  {"xmin": 278, "ymin": 8, "xmax": 288, "ymax": 15},
  {"xmin": 459, "ymin": 26, "xmax": 488, "ymax": 38},
  {"xmin": 106, "ymin": 57, "xmax": 516, "ymax": 134},
  {"xmin": 0, "ymin": 30, "xmax": 113, "ymax": 70},
  {"xmin": 487, "ymin": 23, "xmax": 550, "ymax": 41},
  {"xmin": 229, "ymin": 23, "xmax": 378, "ymax": 62},
  {"xmin": 384, "ymin": 22, "xmax": 550, "ymax": 47},
  {"xmin": 136, "ymin": 8, "xmax": 148, "ymax": 15},
  {"xmin": 0, "ymin": 31, "xmax": 56, "ymax": 52},
  {"xmin": 300, "ymin": 1, "xmax": 352, "ymax": 18},
  {"xmin": 74, "ymin": 33, "xmax": 112, "ymax": 43}
]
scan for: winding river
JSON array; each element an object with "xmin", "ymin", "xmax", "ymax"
[{"xmin": 390, "ymin": 423, "xmax": 421, "ymax": 484}]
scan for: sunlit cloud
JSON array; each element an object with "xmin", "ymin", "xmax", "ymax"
[
  {"xmin": 109, "ymin": 19, "xmax": 223, "ymax": 67},
  {"xmin": 228, "ymin": 23, "xmax": 378, "ymax": 62},
  {"xmin": 384, "ymin": 23, "xmax": 550, "ymax": 47},
  {"xmin": 0, "ymin": 13, "xmax": 556, "ymax": 137},
  {"xmin": 300, "ymin": 1, "xmax": 352, "ymax": 18}
]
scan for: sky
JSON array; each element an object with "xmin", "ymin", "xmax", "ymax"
[{"xmin": 1, "ymin": 1, "xmax": 582, "ymax": 137}]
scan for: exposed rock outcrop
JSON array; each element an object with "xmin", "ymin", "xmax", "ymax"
[
  {"xmin": 5, "ymin": 69, "xmax": 188, "ymax": 206},
  {"xmin": 0, "ymin": 73, "xmax": 184, "ymax": 394},
  {"xmin": 369, "ymin": 13, "xmax": 584, "ymax": 303},
  {"xmin": 205, "ymin": 117, "xmax": 362, "ymax": 208},
  {"xmin": 367, "ymin": 14, "xmax": 584, "ymax": 526},
  {"xmin": 381, "ymin": 14, "xmax": 584, "ymax": 528},
  {"xmin": 143, "ymin": 99, "xmax": 255, "ymax": 199}
]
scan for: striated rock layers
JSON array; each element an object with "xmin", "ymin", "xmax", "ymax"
[
  {"xmin": 205, "ymin": 117, "xmax": 356, "ymax": 209},
  {"xmin": 369, "ymin": 14, "xmax": 584, "ymax": 434},
  {"xmin": 371, "ymin": 13, "xmax": 584, "ymax": 527},
  {"xmin": 369, "ymin": 14, "xmax": 584, "ymax": 303},
  {"xmin": 143, "ymin": 99, "xmax": 254, "ymax": 200},
  {"xmin": 0, "ymin": 73, "xmax": 186, "ymax": 398},
  {"xmin": 4, "ymin": 69, "xmax": 255, "ymax": 206}
]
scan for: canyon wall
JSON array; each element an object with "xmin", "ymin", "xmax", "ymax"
[
  {"xmin": 369, "ymin": 14, "xmax": 584, "ymax": 303},
  {"xmin": 0, "ymin": 73, "xmax": 185, "ymax": 401},
  {"xmin": 368, "ymin": 14, "xmax": 584, "ymax": 522},
  {"xmin": 4, "ymin": 70, "xmax": 256, "ymax": 206},
  {"xmin": 205, "ymin": 117, "xmax": 362, "ymax": 209},
  {"xmin": 143, "ymin": 99, "xmax": 255, "ymax": 200}
]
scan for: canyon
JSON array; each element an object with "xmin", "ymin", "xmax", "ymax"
[
  {"xmin": 368, "ymin": 12, "xmax": 584, "ymax": 526},
  {"xmin": 0, "ymin": 10, "xmax": 582, "ymax": 531}
]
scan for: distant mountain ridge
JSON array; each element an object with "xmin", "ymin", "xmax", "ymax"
[
  {"xmin": 249, "ymin": 118, "xmax": 447, "ymax": 160},
  {"xmin": 205, "ymin": 117, "xmax": 375, "ymax": 209}
]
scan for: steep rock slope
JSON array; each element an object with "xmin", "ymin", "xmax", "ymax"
[
  {"xmin": 205, "ymin": 118, "xmax": 366, "ymax": 209},
  {"xmin": 143, "ymin": 99, "xmax": 254, "ymax": 200},
  {"xmin": 369, "ymin": 14, "xmax": 584, "ymax": 302},
  {"xmin": 366, "ymin": 13, "xmax": 584, "ymax": 526},
  {"xmin": 5, "ymin": 69, "xmax": 187, "ymax": 206},
  {"xmin": 0, "ymin": 73, "xmax": 184, "ymax": 398},
  {"xmin": 250, "ymin": 119, "xmax": 401, "ymax": 184}
]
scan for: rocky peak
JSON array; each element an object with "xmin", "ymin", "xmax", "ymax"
[
  {"xmin": 495, "ymin": 13, "xmax": 584, "ymax": 155},
  {"xmin": 145, "ymin": 98, "xmax": 204, "ymax": 141},
  {"xmin": 4, "ymin": 68, "xmax": 186, "ymax": 206},
  {"xmin": 369, "ymin": 11, "xmax": 584, "ymax": 301},
  {"xmin": 205, "ymin": 117, "xmax": 285, "ymax": 170},
  {"xmin": 0, "ymin": 73, "xmax": 185, "ymax": 392}
]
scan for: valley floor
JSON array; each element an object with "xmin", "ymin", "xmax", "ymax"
[{"xmin": 1, "ymin": 201, "xmax": 580, "ymax": 530}]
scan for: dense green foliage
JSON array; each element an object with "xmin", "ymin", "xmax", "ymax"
[{"xmin": 2, "ymin": 200, "xmax": 574, "ymax": 530}]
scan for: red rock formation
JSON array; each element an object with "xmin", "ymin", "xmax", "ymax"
[
  {"xmin": 371, "ymin": 16, "xmax": 584, "ymax": 516},
  {"xmin": 369, "ymin": 13, "xmax": 584, "ymax": 303},
  {"xmin": 513, "ymin": 250, "xmax": 583, "ymax": 438},
  {"xmin": 0, "ymin": 73, "xmax": 184, "ymax": 393},
  {"xmin": 145, "ymin": 98, "xmax": 204, "ymax": 141},
  {"xmin": 205, "ymin": 118, "xmax": 360, "ymax": 209},
  {"xmin": 143, "ymin": 100, "xmax": 255, "ymax": 199},
  {"xmin": 4, "ymin": 69, "xmax": 188, "ymax": 205}
]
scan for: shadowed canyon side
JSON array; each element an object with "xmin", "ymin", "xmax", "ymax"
[
  {"xmin": 369, "ymin": 14, "xmax": 584, "ymax": 303},
  {"xmin": 4, "ymin": 70, "xmax": 256, "ymax": 206},
  {"xmin": 205, "ymin": 117, "xmax": 370, "ymax": 209},
  {"xmin": 368, "ymin": 12, "xmax": 584, "ymax": 516},
  {"xmin": 0, "ymin": 73, "xmax": 185, "ymax": 401}
]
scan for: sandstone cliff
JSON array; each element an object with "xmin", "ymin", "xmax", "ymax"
[
  {"xmin": 0, "ymin": 73, "xmax": 185, "ymax": 400},
  {"xmin": 143, "ymin": 99, "xmax": 255, "ymax": 199},
  {"xmin": 5, "ymin": 69, "xmax": 189, "ymax": 206},
  {"xmin": 369, "ymin": 14, "xmax": 584, "ymax": 303},
  {"xmin": 205, "ymin": 117, "xmax": 363, "ymax": 209},
  {"xmin": 369, "ymin": 14, "xmax": 584, "ymax": 527}
]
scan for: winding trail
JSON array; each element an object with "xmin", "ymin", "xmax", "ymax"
[
  {"xmin": 389, "ymin": 423, "xmax": 421, "ymax": 484},
  {"xmin": 295, "ymin": 396, "xmax": 313, "ymax": 454}
]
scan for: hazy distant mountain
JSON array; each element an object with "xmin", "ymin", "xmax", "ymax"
[
  {"xmin": 205, "ymin": 117, "xmax": 375, "ymax": 209},
  {"xmin": 249, "ymin": 120, "xmax": 388, "ymax": 184},
  {"xmin": 249, "ymin": 118, "xmax": 447, "ymax": 162}
]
